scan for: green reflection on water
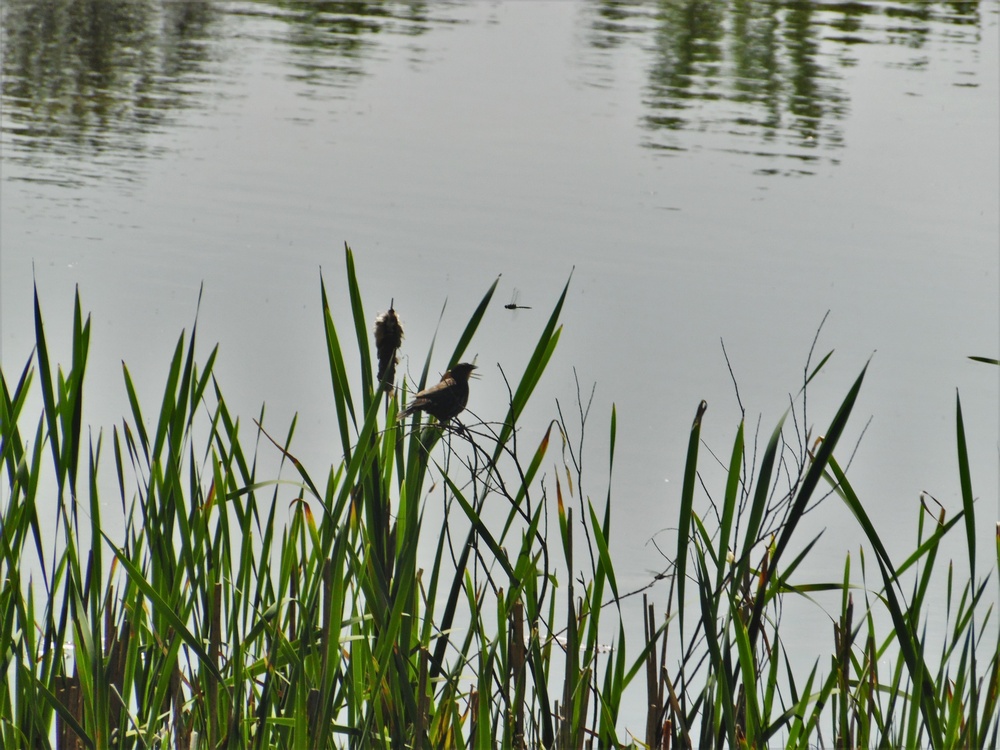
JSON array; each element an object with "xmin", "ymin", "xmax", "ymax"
[{"xmin": 0, "ymin": 0, "xmax": 988, "ymax": 184}]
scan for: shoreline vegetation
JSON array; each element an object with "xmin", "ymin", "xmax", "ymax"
[{"xmin": 1, "ymin": 245, "xmax": 996, "ymax": 748}]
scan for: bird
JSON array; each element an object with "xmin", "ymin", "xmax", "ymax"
[{"xmin": 396, "ymin": 363, "xmax": 477, "ymax": 423}]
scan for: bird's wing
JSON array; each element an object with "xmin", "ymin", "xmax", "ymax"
[
  {"xmin": 396, "ymin": 375, "xmax": 454, "ymax": 419},
  {"xmin": 413, "ymin": 375, "xmax": 455, "ymax": 399}
]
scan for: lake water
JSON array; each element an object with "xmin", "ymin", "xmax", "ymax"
[{"xmin": 2, "ymin": 0, "xmax": 998, "ymax": 737}]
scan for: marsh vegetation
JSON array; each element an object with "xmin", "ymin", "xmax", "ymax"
[{"xmin": 1, "ymin": 247, "xmax": 996, "ymax": 748}]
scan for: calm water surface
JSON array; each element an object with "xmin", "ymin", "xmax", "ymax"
[{"xmin": 2, "ymin": 0, "xmax": 998, "ymax": 734}]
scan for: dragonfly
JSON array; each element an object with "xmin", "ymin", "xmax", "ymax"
[{"xmin": 504, "ymin": 289, "xmax": 531, "ymax": 311}]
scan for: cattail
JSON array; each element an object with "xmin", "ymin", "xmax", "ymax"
[{"xmin": 374, "ymin": 301, "xmax": 403, "ymax": 390}]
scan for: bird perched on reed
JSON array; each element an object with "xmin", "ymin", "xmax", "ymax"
[{"xmin": 396, "ymin": 363, "xmax": 477, "ymax": 423}]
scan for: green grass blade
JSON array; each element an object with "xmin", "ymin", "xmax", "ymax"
[
  {"xmin": 717, "ymin": 420, "xmax": 744, "ymax": 592},
  {"xmin": 150, "ymin": 332, "xmax": 185, "ymax": 461},
  {"xmin": 33, "ymin": 281, "xmax": 61, "ymax": 486},
  {"xmin": 676, "ymin": 399, "xmax": 707, "ymax": 634},
  {"xmin": 343, "ymin": 244, "xmax": 375, "ymax": 409},
  {"xmin": 64, "ymin": 288, "xmax": 90, "ymax": 495},
  {"xmin": 587, "ymin": 498, "xmax": 618, "ymax": 601},
  {"xmin": 448, "ymin": 275, "xmax": 500, "ymax": 368},
  {"xmin": 954, "ymin": 391, "xmax": 976, "ymax": 581},
  {"xmin": 120, "ymin": 362, "xmax": 150, "ymax": 465}
]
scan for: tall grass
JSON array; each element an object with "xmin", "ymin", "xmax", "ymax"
[
  {"xmin": 1, "ymin": 245, "xmax": 996, "ymax": 748},
  {"xmin": 643, "ymin": 340, "xmax": 999, "ymax": 749}
]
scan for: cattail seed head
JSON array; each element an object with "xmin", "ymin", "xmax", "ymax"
[{"xmin": 374, "ymin": 301, "xmax": 403, "ymax": 389}]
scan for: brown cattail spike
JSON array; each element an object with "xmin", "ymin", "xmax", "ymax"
[{"xmin": 374, "ymin": 300, "xmax": 403, "ymax": 389}]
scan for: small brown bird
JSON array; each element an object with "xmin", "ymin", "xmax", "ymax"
[{"xmin": 396, "ymin": 363, "xmax": 477, "ymax": 423}]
